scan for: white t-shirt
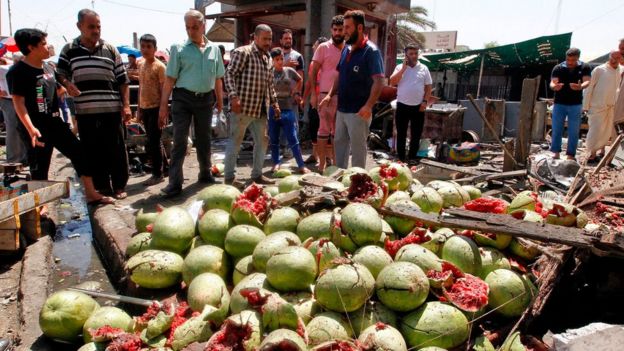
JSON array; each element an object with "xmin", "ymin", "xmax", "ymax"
[
  {"xmin": 0, "ymin": 65, "xmax": 13, "ymax": 98},
  {"xmin": 394, "ymin": 62, "xmax": 432, "ymax": 106}
]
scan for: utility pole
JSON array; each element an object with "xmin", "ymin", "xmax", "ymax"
[{"xmin": 7, "ymin": 0, "xmax": 13, "ymax": 35}]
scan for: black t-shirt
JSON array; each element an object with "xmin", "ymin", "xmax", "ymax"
[
  {"xmin": 7, "ymin": 61, "xmax": 59, "ymax": 122},
  {"xmin": 551, "ymin": 61, "xmax": 591, "ymax": 105}
]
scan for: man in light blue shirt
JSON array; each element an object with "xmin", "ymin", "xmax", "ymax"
[{"xmin": 159, "ymin": 9, "xmax": 225, "ymax": 197}]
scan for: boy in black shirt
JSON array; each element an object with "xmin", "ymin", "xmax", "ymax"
[
  {"xmin": 549, "ymin": 47, "xmax": 591, "ymax": 159},
  {"xmin": 7, "ymin": 28, "xmax": 114, "ymax": 206}
]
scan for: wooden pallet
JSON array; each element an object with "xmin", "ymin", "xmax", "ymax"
[{"xmin": 0, "ymin": 180, "xmax": 70, "ymax": 251}]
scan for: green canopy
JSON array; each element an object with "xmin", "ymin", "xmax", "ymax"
[{"xmin": 411, "ymin": 32, "xmax": 572, "ymax": 71}]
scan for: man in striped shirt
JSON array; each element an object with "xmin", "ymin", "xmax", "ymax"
[
  {"xmin": 57, "ymin": 9, "xmax": 131, "ymax": 199},
  {"xmin": 224, "ymin": 24, "xmax": 279, "ymax": 185}
]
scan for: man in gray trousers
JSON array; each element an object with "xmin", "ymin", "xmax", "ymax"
[
  {"xmin": 319, "ymin": 10, "xmax": 384, "ymax": 169},
  {"xmin": 159, "ymin": 10, "xmax": 224, "ymax": 197}
]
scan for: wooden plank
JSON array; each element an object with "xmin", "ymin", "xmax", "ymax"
[
  {"xmin": 0, "ymin": 204, "xmax": 20, "ymax": 250},
  {"xmin": 418, "ymin": 159, "xmax": 484, "ymax": 176},
  {"xmin": 467, "ymin": 94, "xmax": 518, "ymax": 167},
  {"xmin": 453, "ymin": 169, "xmax": 526, "ymax": 184},
  {"xmin": 503, "ymin": 139, "xmax": 516, "ymax": 172},
  {"xmin": 20, "ymin": 209, "xmax": 41, "ymax": 242},
  {"xmin": 514, "ymin": 77, "xmax": 540, "ymax": 167},
  {"xmin": 379, "ymin": 204, "xmax": 621, "ymax": 253},
  {"xmin": 0, "ymin": 180, "xmax": 69, "ymax": 224}
]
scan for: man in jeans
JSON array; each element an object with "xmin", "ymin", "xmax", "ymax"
[
  {"xmin": 224, "ymin": 24, "xmax": 279, "ymax": 185},
  {"xmin": 137, "ymin": 34, "xmax": 167, "ymax": 185},
  {"xmin": 319, "ymin": 10, "xmax": 384, "ymax": 169},
  {"xmin": 0, "ymin": 58, "xmax": 28, "ymax": 165},
  {"xmin": 550, "ymin": 47, "xmax": 591, "ymax": 160},
  {"xmin": 389, "ymin": 43, "xmax": 432, "ymax": 162},
  {"xmin": 159, "ymin": 10, "xmax": 225, "ymax": 197}
]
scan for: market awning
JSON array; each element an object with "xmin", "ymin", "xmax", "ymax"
[
  {"xmin": 416, "ymin": 32, "xmax": 572, "ymax": 71},
  {"xmin": 207, "ymin": 18, "xmax": 236, "ymax": 43}
]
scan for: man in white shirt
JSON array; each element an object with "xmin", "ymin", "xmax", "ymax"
[
  {"xmin": 389, "ymin": 43, "xmax": 432, "ymax": 162},
  {"xmin": 0, "ymin": 57, "xmax": 28, "ymax": 164}
]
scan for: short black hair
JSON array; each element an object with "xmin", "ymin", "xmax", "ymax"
[
  {"xmin": 331, "ymin": 15, "xmax": 344, "ymax": 27},
  {"xmin": 139, "ymin": 34, "xmax": 157, "ymax": 47},
  {"xmin": 270, "ymin": 47, "xmax": 283, "ymax": 58},
  {"xmin": 78, "ymin": 8, "xmax": 98, "ymax": 23},
  {"xmin": 344, "ymin": 10, "xmax": 366, "ymax": 29},
  {"xmin": 281, "ymin": 29, "xmax": 293, "ymax": 39},
  {"xmin": 128, "ymin": 54, "xmax": 136, "ymax": 59},
  {"xmin": 566, "ymin": 47, "xmax": 581, "ymax": 57},
  {"xmin": 218, "ymin": 44, "xmax": 225, "ymax": 55},
  {"xmin": 254, "ymin": 24, "xmax": 272, "ymax": 36},
  {"xmin": 404, "ymin": 43, "xmax": 421, "ymax": 53},
  {"xmin": 14, "ymin": 28, "xmax": 47, "ymax": 56}
]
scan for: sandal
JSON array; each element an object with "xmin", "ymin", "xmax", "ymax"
[
  {"xmin": 87, "ymin": 196, "xmax": 115, "ymax": 207},
  {"xmin": 297, "ymin": 167, "xmax": 311, "ymax": 174},
  {"xmin": 114, "ymin": 191, "xmax": 128, "ymax": 200},
  {"xmin": 271, "ymin": 164, "xmax": 281, "ymax": 173}
]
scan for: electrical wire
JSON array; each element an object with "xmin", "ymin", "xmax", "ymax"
[{"xmin": 99, "ymin": 0, "xmax": 184, "ymax": 15}]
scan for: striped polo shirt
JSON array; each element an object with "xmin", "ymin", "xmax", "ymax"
[{"xmin": 57, "ymin": 37, "xmax": 129, "ymax": 115}]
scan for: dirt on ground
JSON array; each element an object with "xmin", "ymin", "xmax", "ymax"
[{"xmin": 0, "ymin": 256, "xmax": 21, "ymax": 348}]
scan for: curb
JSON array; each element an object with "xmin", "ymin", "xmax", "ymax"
[
  {"xmin": 90, "ymin": 206, "xmax": 134, "ymax": 287},
  {"xmin": 17, "ymin": 235, "xmax": 53, "ymax": 351}
]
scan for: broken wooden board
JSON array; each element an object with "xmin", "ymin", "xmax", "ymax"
[
  {"xmin": 419, "ymin": 159, "xmax": 486, "ymax": 176},
  {"xmin": 514, "ymin": 77, "xmax": 540, "ymax": 167},
  {"xmin": 379, "ymin": 203, "xmax": 623, "ymax": 255},
  {"xmin": 298, "ymin": 175, "xmax": 344, "ymax": 190},
  {"xmin": 453, "ymin": 169, "xmax": 527, "ymax": 184}
]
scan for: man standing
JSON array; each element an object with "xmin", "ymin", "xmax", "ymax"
[
  {"xmin": 549, "ymin": 47, "xmax": 591, "ymax": 160},
  {"xmin": 280, "ymin": 29, "xmax": 304, "ymax": 79},
  {"xmin": 613, "ymin": 38, "xmax": 624, "ymax": 131},
  {"xmin": 57, "ymin": 9, "xmax": 131, "ymax": 199},
  {"xmin": 159, "ymin": 10, "xmax": 225, "ymax": 197},
  {"xmin": 583, "ymin": 51, "xmax": 622, "ymax": 163},
  {"xmin": 224, "ymin": 24, "xmax": 279, "ymax": 185},
  {"xmin": 389, "ymin": 43, "xmax": 432, "ymax": 162},
  {"xmin": 0, "ymin": 57, "xmax": 28, "ymax": 165},
  {"xmin": 319, "ymin": 10, "xmax": 384, "ymax": 169},
  {"xmin": 137, "ymin": 34, "xmax": 167, "ymax": 185},
  {"xmin": 309, "ymin": 16, "xmax": 344, "ymax": 172}
]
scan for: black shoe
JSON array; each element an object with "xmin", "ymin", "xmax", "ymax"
[
  {"xmin": 198, "ymin": 175, "xmax": 216, "ymax": 184},
  {"xmin": 160, "ymin": 185, "xmax": 181, "ymax": 198}
]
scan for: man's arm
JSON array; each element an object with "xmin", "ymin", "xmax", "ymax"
[
  {"xmin": 421, "ymin": 84, "xmax": 433, "ymax": 111},
  {"xmin": 215, "ymin": 78, "xmax": 223, "ymax": 113},
  {"xmin": 120, "ymin": 83, "xmax": 131, "ymax": 122},
  {"xmin": 319, "ymin": 74, "xmax": 339, "ymax": 109},
  {"xmin": 12, "ymin": 95, "xmax": 43, "ymax": 147},
  {"xmin": 583, "ymin": 68, "xmax": 600, "ymax": 111},
  {"xmin": 389, "ymin": 64, "xmax": 406, "ymax": 86},
  {"xmin": 158, "ymin": 76, "xmax": 176, "ymax": 128},
  {"xmin": 358, "ymin": 75, "xmax": 383, "ymax": 119}
]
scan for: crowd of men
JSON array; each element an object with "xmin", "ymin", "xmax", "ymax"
[{"xmin": 3, "ymin": 7, "xmax": 624, "ymax": 204}]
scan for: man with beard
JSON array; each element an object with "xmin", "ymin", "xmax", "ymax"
[
  {"xmin": 280, "ymin": 29, "xmax": 304, "ymax": 80},
  {"xmin": 319, "ymin": 10, "xmax": 384, "ymax": 169},
  {"xmin": 309, "ymin": 15, "xmax": 344, "ymax": 173},
  {"xmin": 224, "ymin": 24, "xmax": 279, "ymax": 185}
]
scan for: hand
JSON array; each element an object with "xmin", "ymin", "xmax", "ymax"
[
  {"xmin": 570, "ymin": 80, "xmax": 583, "ymax": 91},
  {"xmin": 158, "ymin": 104, "xmax": 169, "ymax": 129},
  {"xmin": 65, "ymin": 81, "xmax": 81, "ymax": 97},
  {"xmin": 551, "ymin": 82, "xmax": 564, "ymax": 91},
  {"xmin": 310, "ymin": 93, "xmax": 318, "ymax": 109},
  {"xmin": 56, "ymin": 85, "xmax": 67, "ymax": 98},
  {"xmin": 231, "ymin": 97, "xmax": 242, "ymax": 114},
  {"xmin": 28, "ymin": 127, "xmax": 44, "ymax": 148},
  {"xmin": 286, "ymin": 59, "xmax": 298, "ymax": 68},
  {"xmin": 0, "ymin": 90, "xmax": 7, "ymax": 97},
  {"xmin": 216, "ymin": 99, "xmax": 223, "ymax": 114},
  {"xmin": 294, "ymin": 94, "xmax": 302, "ymax": 106},
  {"xmin": 357, "ymin": 104, "xmax": 373, "ymax": 120},
  {"xmin": 273, "ymin": 105, "xmax": 281, "ymax": 119},
  {"xmin": 402, "ymin": 59, "xmax": 410, "ymax": 69},
  {"xmin": 419, "ymin": 103, "xmax": 427, "ymax": 112},
  {"xmin": 122, "ymin": 105, "xmax": 132, "ymax": 123},
  {"xmin": 318, "ymin": 95, "xmax": 331, "ymax": 109}
]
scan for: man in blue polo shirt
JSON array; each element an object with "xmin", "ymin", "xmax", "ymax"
[
  {"xmin": 550, "ymin": 47, "xmax": 591, "ymax": 160},
  {"xmin": 319, "ymin": 10, "xmax": 384, "ymax": 169},
  {"xmin": 158, "ymin": 10, "xmax": 225, "ymax": 197}
]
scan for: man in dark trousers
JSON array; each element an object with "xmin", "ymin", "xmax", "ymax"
[
  {"xmin": 158, "ymin": 10, "xmax": 225, "ymax": 197},
  {"xmin": 57, "ymin": 8, "xmax": 131, "ymax": 199},
  {"xmin": 319, "ymin": 10, "xmax": 384, "ymax": 169},
  {"xmin": 389, "ymin": 43, "xmax": 432, "ymax": 162}
]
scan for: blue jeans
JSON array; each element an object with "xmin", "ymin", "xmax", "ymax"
[
  {"xmin": 551, "ymin": 103, "xmax": 582, "ymax": 156},
  {"xmin": 269, "ymin": 109, "xmax": 305, "ymax": 168}
]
